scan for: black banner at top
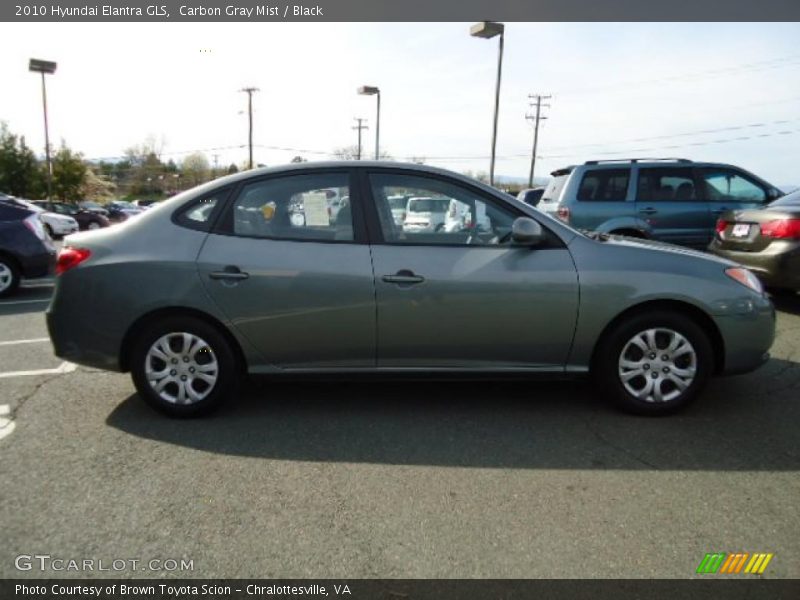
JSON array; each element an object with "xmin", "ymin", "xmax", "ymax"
[{"xmin": 3, "ymin": 0, "xmax": 800, "ymax": 22}]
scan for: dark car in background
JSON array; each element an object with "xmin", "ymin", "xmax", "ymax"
[
  {"xmin": 0, "ymin": 199, "xmax": 57, "ymax": 297},
  {"xmin": 709, "ymin": 188, "xmax": 800, "ymax": 293},
  {"xmin": 34, "ymin": 201, "xmax": 111, "ymax": 231}
]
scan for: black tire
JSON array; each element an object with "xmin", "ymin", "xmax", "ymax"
[
  {"xmin": 87, "ymin": 220, "xmax": 102, "ymax": 230},
  {"xmin": 0, "ymin": 255, "xmax": 21, "ymax": 298},
  {"xmin": 592, "ymin": 310, "xmax": 713, "ymax": 416},
  {"xmin": 130, "ymin": 316, "xmax": 239, "ymax": 417}
]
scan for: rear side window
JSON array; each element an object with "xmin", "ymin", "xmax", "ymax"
[
  {"xmin": 540, "ymin": 174, "xmax": 570, "ymax": 203},
  {"xmin": 637, "ymin": 168, "xmax": 697, "ymax": 202},
  {"xmin": 577, "ymin": 169, "xmax": 630, "ymax": 202},
  {"xmin": 175, "ymin": 191, "xmax": 227, "ymax": 231}
]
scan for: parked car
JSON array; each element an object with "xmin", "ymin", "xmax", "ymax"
[
  {"xmin": 709, "ymin": 188, "xmax": 800, "ymax": 293},
  {"xmin": 517, "ymin": 187, "xmax": 545, "ymax": 207},
  {"xmin": 0, "ymin": 199, "xmax": 57, "ymax": 297},
  {"xmin": 402, "ymin": 196, "xmax": 451, "ymax": 232},
  {"xmin": 78, "ymin": 201, "xmax": 110, "ymax": 218},
  {"xmin": 108, "ymin": 201, "xmax": 144, "ymax": 220},
  {"xmin": 47, "ymin": 162, "xmax": 774, "ymax": 418},
  {"xmin": 387, "ymin": 195, "xmax": 410, "ymax": 226},
  {"xmin": 0, "ymin": 196, "xmax": 78, "ymax": 238},
  {"xmin": 33, "ymin": 201, "xmax": 111, "ymax": 231},
  {"xmin": 538, "ymin": 159, "xmax": 783, "ymax": 249}
]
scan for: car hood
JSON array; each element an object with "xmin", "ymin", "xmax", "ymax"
[{"xmin": 599, "ymin": 233, "xmax": 736, "ymax": 267}]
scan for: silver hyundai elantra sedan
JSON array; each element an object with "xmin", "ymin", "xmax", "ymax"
[{"xmin": 47, "ymin": 162, "xmax": 774, "ymax": 417}]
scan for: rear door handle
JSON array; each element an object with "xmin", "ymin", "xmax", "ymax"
[
  {"xmin": 382, "ymin": 269, "xmax": 425, "ymax": 285},
  {"xmin": 638, "ymin": 207, "xmax": 658, "ymax": 215},
  {"xmin": 210, "ymin": 266, "xmax": 250, "ymax": 281}
]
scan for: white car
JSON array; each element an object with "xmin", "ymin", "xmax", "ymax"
[
  {"xmin": 402, "ymin": 196, "xmax": 451, "ymax": 233},
  {"xmin": 387, "ymin": 194, "xmax": 409, "ymax": 226},
  {"xmin": 2, "ymin": 197, "xmax": 79, "ymax": 238},
  {"xmin": 444, "ymin": 198, "xmax": 492, "ymax": 233}
]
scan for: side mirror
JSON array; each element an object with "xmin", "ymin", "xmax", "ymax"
[{"xmin": 511, "ymin": 217, "xmax": 545, "ymax": 246}]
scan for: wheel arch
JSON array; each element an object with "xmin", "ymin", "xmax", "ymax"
[
  {"xmin": 119, "ymin": 306, "xmax": 248, "ymax": 374},
  {"xmin": 590, "ymin": 299, "xmax": 725, "ymax": 375}
]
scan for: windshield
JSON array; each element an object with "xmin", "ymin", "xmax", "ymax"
[
  {"xmin": 82, "ymin": 201, "xmax": 103, "ymax": 209},
  {"xmin": 769, "ymin": 188, "xmax": 800, "ymax": 207},
  {"xmin": 112, "ymin": 201, "xmax": 136, "ymax": 209},
  {"xmin": 408, "ymin": 198, "xmax": 450, "ymax": 213}
]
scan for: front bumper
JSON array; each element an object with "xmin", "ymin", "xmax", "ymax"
[{"xmin": 714, "ymin": 293, "xmax": 776, "ymax": 375}]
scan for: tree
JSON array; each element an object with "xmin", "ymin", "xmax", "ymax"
[
  {"xmin": 51, "ymin": 143, "xmax": 87, "ymax": 201},
  {"xmin": 181, "ymin": 152, "xmax": 210, "ymax": 187},
  {"xmin": 227, "ymin": 163, "xmax": 239, "ymax": 175},
  {"xmin": 79, "ymin": 169, "xmax": 115, "ymax": 202},
  {"xmin": 290, "ymin": 155, "xmax": 307, "ymax": 163},
  {"xmin": 0, "ymin": 123, "xmax": 45, "ymax": 198}
]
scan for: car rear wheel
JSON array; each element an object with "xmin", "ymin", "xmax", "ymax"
[
  {"xmin": 130, "ymin": 316, "xmax": 239, "ymax": 417},
  {"xmin": 87, "ymin": 221, "xmax": 101, "ymax": 230},
  {"xmin": 0, "ymin": 257, "xmax": 21, "ymax": 298},
  {"xmin": 593, "ymin": 311, "xmax": 713, "ymax": 415}
]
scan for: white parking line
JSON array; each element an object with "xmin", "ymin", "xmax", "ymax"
[
  {"xmin": 0, "ymin": 405, "xmax": 15, "ymax": 441},
  {"xmin": 0, "ymin": 338, "xmax": 50, "ymax": 347},
  {"xmin": 0, "ymin": 299, "xmax": 50, "ymax": 305},
  {"xmin": 0, "ymin": 362, "xmax": 76, "ymax": 379}
]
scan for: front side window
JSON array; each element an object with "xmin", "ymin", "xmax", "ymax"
[
  {"xmin": 700, "ymin": 169, "xmax": 767, "ymax": 203},
  {"xmin": 231, "ymin": 173, "xmax": 352, "ymax": 242},
  {"xmin": 637, "ymin": 168, "xmax": 697, "ymax": 202},
  {"xmin": 369, "ymin": 173, "xmax": 517, "ymax": 246},
  {"xmin": 577, "ymin": 169, "xmax": 630, "ymax": 202}
]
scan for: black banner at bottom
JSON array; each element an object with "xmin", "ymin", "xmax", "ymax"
[{"xmin": 3, "ymin": 579, "xmax": 800, "ymax": 600}]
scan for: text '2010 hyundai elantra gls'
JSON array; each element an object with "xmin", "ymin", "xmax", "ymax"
[{"xmin": 47, "ymin": 162, "xmax": 775, "ymax": 417}]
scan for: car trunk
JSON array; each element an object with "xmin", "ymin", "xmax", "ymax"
[{"xmin": 715, "ymin": 207, "xmax": 800, "ymax": 252}]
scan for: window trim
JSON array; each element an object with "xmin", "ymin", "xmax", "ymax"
[
  {"xmin": 212, "ymin": 168, "xmax": 368, "ymax": 245},
  {"xmin": 358, "ymin": 168, "xmax": 565, "ymax": 250}
]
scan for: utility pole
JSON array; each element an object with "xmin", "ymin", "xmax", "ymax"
[
  {"xmin": 352, "ymin": 118, "xmax": 368, "ymax": 160},
  {"xmin": 212, "ymin": 153, "xmax": 219, "ymax": 178},
  {"xmin": 239, "ymin": 87, "xmax": 259, "ymax": 169},
  {"xmin": 525, "ymin": 94, "xmax": 551, "ymax": 188}
]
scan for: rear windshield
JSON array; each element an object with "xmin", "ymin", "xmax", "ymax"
[
  {"xmin": 388, "ymin": 196, "xmax": 408, "ymax": 210},
  {"xmin": 408, "ymin": 198, "xmax": 450, "ymax": 213},
  {"xmin": 769, "ymin": 188, "xmax": 800, "ymax": 207},
  {"xmin": 540, "ymin": 174, "xmax": 570, "ymax": 203},
  {"xmin": 577, "ymin": 169, "xmax": 630, "ymax": 202}
]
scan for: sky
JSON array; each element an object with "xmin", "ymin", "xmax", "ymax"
[{"xmin": 2, "ymin": 22, "xmax": 800, "ymax": 187}]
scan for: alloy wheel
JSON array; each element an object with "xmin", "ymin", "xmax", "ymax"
[
  {"xmin": 618, "ymin": 328, "xmax": 697, "ymax": 403},
  {"xmin": 0, "ymin": 262, "xmax": 13, "ymax": 293},
  {"xmin": 144, "ymin": 332, "xmax": 218, "ymax": 405}
]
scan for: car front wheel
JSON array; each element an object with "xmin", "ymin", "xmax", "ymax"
[
  {"xmin": 593, "ymin": 311, "xmax": 713, "ymax": 415},
  {"xmin": 130, "ymin": 316, "xmax": 239, "ymax": 417},
  {"xmin": 87, "ymin": 221, "xmax": 101, "ymax": 230}
]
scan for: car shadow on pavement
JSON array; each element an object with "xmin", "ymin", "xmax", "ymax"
[
  {"xmin": 0, "ymin": 285, "xmax": 53, "ymax": 316},
  {"xmin": 771, "ymin": 291, "xmax": 800, "ymax": 316},
  {"xmin": 106, "ymin": 356, "xmax": 800, "ymax": 472}
]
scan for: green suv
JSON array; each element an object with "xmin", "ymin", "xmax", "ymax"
[{"xmin": 538, "ymin": 159, "xmax": 783, "ymax": 249}]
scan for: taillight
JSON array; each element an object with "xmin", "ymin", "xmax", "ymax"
[
  {"xmin": 557, "ymin": 206, "xmax": 570, "ymax": 223},
  {"xmin": 715, "ymin": 219, "xmax": 728, "ymax": 234},
  {"xmin": 56, "ymin": 247, "xmax": 91, "ymax": 275},
  {"xmin": 23, "ymin": 215, "xmax": 47, "ymax": 241},
  {"xmin": 760, "ymin": 218, "xmax": 800, "ymax": 240}
]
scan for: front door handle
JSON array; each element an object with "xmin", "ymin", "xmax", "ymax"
[
  {"xmin": 210, "ymin": 266, "xmax": 250, "ymax": 281},
  {"xmin": 382, "ymin": 269, "xmax": 425, "ymax": 285},
  {"xmin": 638, "ymin": 207, "xmax": 658, "ymax": 215}
]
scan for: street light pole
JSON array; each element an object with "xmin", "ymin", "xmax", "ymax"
[
  {"xmin": 470, "ymin": 22, "xmax": 505, "ymax": 187},
  {"xmin": 357, "ymin": 86, "xmax": 381, "ymax": 159},
  {"xmin": 239, "ymin": 87, "xmax": 259, "ymax": 169},
  {"xmin": 29, "ymin": 59, "xmax": 57, "ymax": 200}
]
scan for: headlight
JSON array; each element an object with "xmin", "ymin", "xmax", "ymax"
[{"xmin": 725, "ymin": 267, "xmax": 763, "ymax": 294}]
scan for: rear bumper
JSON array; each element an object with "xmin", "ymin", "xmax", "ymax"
[
  {"xmin": 19, "ymin": 245, "xmax": 56, "ymax": 279},
  {"xmin": 709, "ymin": 241, "xmax": 800, "ymax": 291}
]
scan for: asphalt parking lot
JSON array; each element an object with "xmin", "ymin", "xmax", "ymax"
[{"xmin": 0, "ymin": 279, "xmax": 798, "ymax": 579}]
